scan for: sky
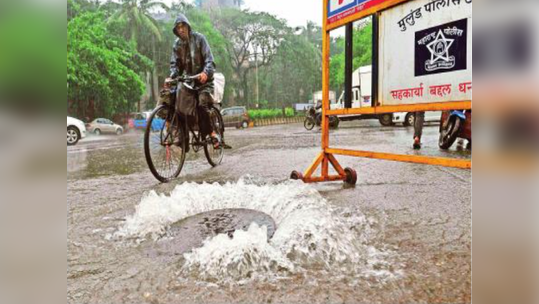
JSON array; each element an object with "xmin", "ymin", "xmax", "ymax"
[
  {"xmin": 242, "ymin": 0, "xmax": 323, "ymax": 28},
  {"xmin": 172, "ymin": 0, "xmax": 323, "ymax": 28}
]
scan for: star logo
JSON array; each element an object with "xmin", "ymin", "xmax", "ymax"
[
  {"xmin": 426, "ymin": 30, "xmax": 454, "ymax": 64},
  {"xmin": 416, "ymin": 19, "xmax": 467, "ymax": 76}
]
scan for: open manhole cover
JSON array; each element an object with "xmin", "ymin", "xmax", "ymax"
[{"xmin": 145, "ymin": 208, "xmax": 276, "ymax": 260}]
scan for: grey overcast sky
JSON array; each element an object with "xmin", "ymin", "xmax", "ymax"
[
  {"xmin": 171, "ymin": 0, "xmax": 323, "ymax": 28},
  {"xmin": 242, "ymin": 0, "xmax": 322, "ymax": 27}
]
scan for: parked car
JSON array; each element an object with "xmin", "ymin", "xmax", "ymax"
[
  {"xmin": 221, "ymin": 106, "xmax": 250, "ymax": 129},
  {"xmin": 86, "ymin": 118, "xmax": 124, "ymax": 135},
  {"xmin": 392, "ymin": 111, "xmax": 442, "ymax": 126},
  {"xmin": 131, "ymin": 112, "xmax": 165, "ymax": 131},
  {"xmin": 132, "ymin": 112, "xmax": 149, "ymax": 130},
  {"xmin": 67, "ymin": 116, "xmax": 87, "ymax": 146}
]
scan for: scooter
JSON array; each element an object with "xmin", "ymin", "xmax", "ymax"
[
  {"xmin": 315, "ymin": 112, "xmax": 340, "ymax": 129},
  {"xmin": 439, "ymin": 109, "xmax": 472, "ymax": 150},
  {"xmin": 304, "ymin": 107, "xmax": 317, "ymax": 130},
  {"xmin": 303, "ymin": 106, "xmax": 340, "ymax": 130}
]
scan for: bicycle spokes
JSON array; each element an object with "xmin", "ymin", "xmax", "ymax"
[
  {"xmin": 144, "ymin": 106, "xmax": 187, "ymax": 182},
  {"xmin": 204, "ymin": 109, "xmax": 224, "ymax": 167}
]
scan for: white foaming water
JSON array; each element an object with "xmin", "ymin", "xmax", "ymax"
[
  {"xmin": 183, "ymin": 223, "xmax": 295, "ymax": 282},
  {"xmin": 114, "ymin": 176, "xmax": 401, "ymax": 283}
]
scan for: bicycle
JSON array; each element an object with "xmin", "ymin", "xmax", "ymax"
[{"xmin": 144, "ymin": 75, "xmax": 225, "ymax": 183}]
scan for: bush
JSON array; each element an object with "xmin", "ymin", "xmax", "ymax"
[{"xmin": 248, "ymin": 108, "xmax": 297, "ymax": 120}]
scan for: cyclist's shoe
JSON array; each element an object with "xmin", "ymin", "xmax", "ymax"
[
  {"xmin": 210, "ymin": 132, "xmax": 221, "ymax": 149},
  {"xmin": 413, "ymin": 136, "xmax": 421, "ymax": 150}
]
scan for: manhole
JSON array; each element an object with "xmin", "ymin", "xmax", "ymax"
[{"xmin": 145, "ymin": 208, "xmax": 276, "ymax": 260}]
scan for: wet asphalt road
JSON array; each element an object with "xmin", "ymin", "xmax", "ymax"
[{"xmin": 68, "ymin": 120, "xmax": 471, "ymax": 304}]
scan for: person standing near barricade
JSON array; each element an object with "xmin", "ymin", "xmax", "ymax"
[{"xmin": 413, "ymin": 111, "xmax": 425, "ymax": 149}]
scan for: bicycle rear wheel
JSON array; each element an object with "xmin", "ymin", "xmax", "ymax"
[
  {"xmin": 144, "ymin": 105, "xmax": 187, "ymax": 182},
  {"xmin": 204, "ymin": 107, "xmax": 224, "ymax": 167}
]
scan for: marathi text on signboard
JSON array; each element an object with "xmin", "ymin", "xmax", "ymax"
[{"xmin": 379, "ymin": 0, "xmax": 472, "ymax": 105}]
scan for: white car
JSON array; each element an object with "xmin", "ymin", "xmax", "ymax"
[
  {"xmin": 393, "ymin": 111, "xmax": 442, "ymax": 127},
  {"xmin": 86, "ymin": 118, "xmax": 124, "ymax": 135},
  {"xmin": 67, "ymin": 116, "xmax": 87, "ymax": 146}
]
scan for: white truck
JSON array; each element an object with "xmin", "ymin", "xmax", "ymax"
[
  {"xmin": 331, "ymin": 66, "xmax": 393, "ymax": 126},
  {"xmin": 318, "ymin": 65, "xmax": 439, "ymax": 127},
  {"xmin": 313, "ymin": 90, "xmax": 336, "ymax": 105}
]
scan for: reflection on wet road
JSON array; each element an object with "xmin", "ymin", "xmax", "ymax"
[{"xmin": 68, "ymin": 122, "xmax": 471, "ymax": 303}]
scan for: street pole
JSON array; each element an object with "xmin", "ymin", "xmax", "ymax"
[{"xmin": 255, "ymin": 52, "xmax": 259, "ymax": 107}]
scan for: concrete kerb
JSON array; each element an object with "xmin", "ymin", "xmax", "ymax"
[{"xmin": 253, "ymin": 117, "xmax": 302, "ymax": 127}]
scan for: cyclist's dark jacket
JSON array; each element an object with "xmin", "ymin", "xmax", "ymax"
[{"xmin": 170, "ymin": 14, "xmax": 215, "ymax": 96}]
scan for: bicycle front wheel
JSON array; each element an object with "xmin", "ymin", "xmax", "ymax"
[
  {"xmin": 204, "ymin": 107, "xmax": 224, "ymax": 167},
  {"xmin": 144, "ymin": 105, "xmax": 187, "ymax": 183}
]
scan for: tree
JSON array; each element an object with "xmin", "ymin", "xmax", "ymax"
[
  {"xmin": 302, "ymin": 21, "xmax": 323, "ymax": 51},
  {"xmin": 330, "ymin": 21, "xmax": 372, "ymax": 94},
  {"xmin": 107, "ymin": 0, "xmax": 168, "ymax": 45},
  {"xmin": 261, "ymin": 31, "xmax": 321, "ymax": 110},
  {"xmin": 67, "ymin": 12, "xmax": 151, "ymax": 119},
  {"xmin": 68, "ymin": 0, "xmax": 100, "ymax": 21},
  {"xmin": 107, "ymin": 0, "xmax": 169, "ymax": 105},
  {"xmin": 213, "ymin": 9, "xmax": 287, "ymax": 108},
  {"xmin": 1, "ymin": 6, "xmax": 65, "ymax": 112}
]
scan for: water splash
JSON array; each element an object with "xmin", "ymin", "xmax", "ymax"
[
  {"xmin": 182, "ymin": 223, "xmax": 295, "ymax": 282},
  {"xmin": 113, "ymin": 176, "xmax": 402, "ymax": 284}
]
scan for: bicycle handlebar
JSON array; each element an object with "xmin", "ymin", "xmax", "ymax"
[
  {"xmin": 178, "ymin": 74, "xmax": 201, "ymax": 82},
  {"xmin": 164, "ymin": 74, "xmax": 201, "ymax": 89},
  {"xmin": 167, "ymin": 74, "xmax": 200, "ymax": 83}
]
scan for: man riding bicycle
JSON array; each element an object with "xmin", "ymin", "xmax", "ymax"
[{"xmin": 166, "ymin": 14, "xmax": 219, "ymax": 148}]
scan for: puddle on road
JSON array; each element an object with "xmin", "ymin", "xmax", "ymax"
[{"xmin": 110, "ymin": 176, "xmax": 403, "ymax": 285}]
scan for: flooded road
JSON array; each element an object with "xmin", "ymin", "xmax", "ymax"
[{"xmin": 68, "ymin": 121, "xmax": 471, "ymax": 303}]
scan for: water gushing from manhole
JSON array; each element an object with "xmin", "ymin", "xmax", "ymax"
[
  {"xmin": 112, "ymin": 176, "xmax": 402, "ymax": 284},
  {"xmin": 145, "ymin": 208, "xmax": 276, "ymax": 260}
]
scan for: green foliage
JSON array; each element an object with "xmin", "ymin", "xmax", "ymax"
[
  {"xmin": 67, "ymin": 2, "xmax": 350, "ymax": 120},
  {"xmin": 0, "ymin": 6, "xmax": 65, "ymax": 112},
  {"xmin": 261, "ymin": 30, "xmax": 321, "ymax": 109},
  {"xmin": 68, "ymin": 0, "xmax": 100, "ymax": 21},
  {"xmin": 285, "ymin": 107, "xmax": 295, "ymax": 117},
  {"xmin": 256, "ymin": 99, "xmax": 269, "ymax": 108},
  {"xmin": 67, "ymin": 11, "xmax": 151, "ymax": 118},
  {"xmin": 330, "ymin": 22, "xmax": 373, "ymax": 93},
  {"xmin": 212, "ymin": 9, "xmax": 289, "ymax": 107},
  {"xmin": 248, "ymin": 108, "xmax": 296, "ymax": 120},
  {"xmin": 186, "ymin": 9, "xmax": 232, "ymax": 81},
  {"xmin": 107, "ymin": 0, "xmax": 169, "ymax": 44}
]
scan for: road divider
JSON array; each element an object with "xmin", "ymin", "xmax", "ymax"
[{"xmin": 252, "ymin": 117, "xmax": 303, "ymax": 127}]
